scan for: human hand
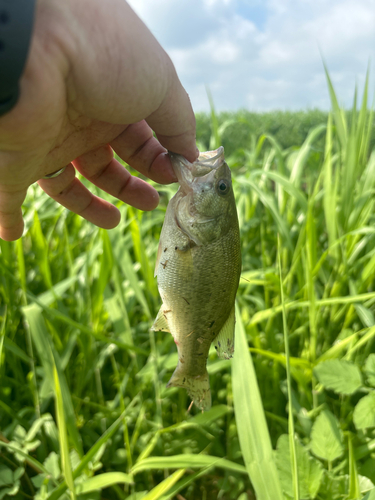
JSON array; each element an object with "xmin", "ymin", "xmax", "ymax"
[{"xmin": 0, "ymin": 0, "xmax": 197, "ymax": 241}]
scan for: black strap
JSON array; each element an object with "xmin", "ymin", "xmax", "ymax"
[{"xmin": 0, "ymin": 0, "xmax": 36, "ymax": 116}]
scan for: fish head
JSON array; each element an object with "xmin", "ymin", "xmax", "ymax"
[{"xmin": 169, "ymin": 147, "xmax": 237, "ymax": 245}]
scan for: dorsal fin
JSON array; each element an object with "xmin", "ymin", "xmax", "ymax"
[
  {"xmin": 151, "ymin": 306, "xmax": 170, "ymax": 332},
  {"xmin": 213, "ymin": 305, "xmax": 235, "ymax": 359}
]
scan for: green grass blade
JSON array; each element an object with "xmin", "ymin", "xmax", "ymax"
[
  {"xmin": 22, "ymin": 304, "xmax": 83, "ymax": 455},
  {"xmin": 76, "ymin": 472, "xmax": 133, "ymax": 494},
  {"xmin": 323, "ymin": 63, "xmax": 347, "ymax": 148},
  {"xmin": 140, "ymin": 469, "xmax": 186, "ymax": 500},
  {"xmin": 158, "ymin": 466, "xmax": 215, "ymax": 500},
  {"xmin": 0, "ymin": 306, "xmax": 5, "ymax": 369},
  {"xmin": 91, "ymin": 229, "xmax": 114, "ymax": 323},
  {"xmin": 241, "ymin": 178, "xmax": 293, "ymax": 249},
  {"xmin": 31, "ymin": 211, "xmax": 53, "ymax": 288},
  {"xmin": 53, "ymin": 365, "xmax": 76, "ymax": 500},
  {"xmin": 131, "ymin": 455, "xmax": 247, "ymax": 476},
  {"xmin": 0, "ymin": 440, "xmax": 51, "ymax": 476},
  {"xmin": 232, "ymin": 303, "xmax": 283, "ymax": 500},
  {"xmin": 250, "ymin": 169, "xmax": 308, "ymax": 211},
  {"xmin": 206, "ymin": 86, "xmax": 221, "ymax": 149},
  {"xmin": 278, "ymin": 240, "xmax": 299, "ymax": 500},
  {"xmin": 46, "ymin": 409, "xmax": 130, "ymax": 500},
  {"xmin": 289, "ymin": 124, "xmax": 326, "ymax": 186},
  {"xmin": 348, "ymin": 433, "xmax": 360, "ymax": 499}
]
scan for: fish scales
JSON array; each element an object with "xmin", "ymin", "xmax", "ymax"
[{"xmin": 152, "ymin": 147, "xmax": 241, "ymax": 411}]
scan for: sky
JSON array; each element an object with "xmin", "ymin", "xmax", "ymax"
[{"xmin": 127, "ymin": 0, "xmax": 375, "ymax": 112}]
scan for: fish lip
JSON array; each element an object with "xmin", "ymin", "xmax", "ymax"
[{"xmin": 168, "ymin": 147, "xmax": 225, "ymax": 192}]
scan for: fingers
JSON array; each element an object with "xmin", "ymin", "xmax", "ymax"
[
  {"xmin": 110, "ymin": 121, "xmax": 179, "ymax": 184},
  {"xmin": 0, "ymin": 188, "xmax": 27, "ymax": 241},
  {"xmin": 73, "ymin": 145, "xmax": 159, "ymax": 211},
  {"xmin": 38, "ymin": 164, "xmax": 121, "ymax": 230}
]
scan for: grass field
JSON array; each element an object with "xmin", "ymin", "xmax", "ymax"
[{"xmin": 1, "ymin": 73, "xmax": 375, "ymax": 500}]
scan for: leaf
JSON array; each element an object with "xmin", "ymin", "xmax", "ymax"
[
  {"xmin": 363, "ymin": 489, "xmax": 375, "ymax": 500},
  {"xmin": 131, "ymin": 455, "xmax": 247, "ymax": 476},
  {"xmin": 365, "ymin": 354, "xmax": 375, "ymax": 387},
  {"xmin": 22, "ymin": 304, "xmax": 83, "ymax": 456},
  {"xmin": 359, "ymin": 475, "xmax": 375, "ymax": 494},
  {"xmin": 232, "ymin": 303, "xmax": 284, "ymax": 500},
  {"xmin": 314, "ymin": 359, "xmax": 362, "ymax": 394},
  {"xmin": 46, "ymin": 410, "xmax": 128, "ymax": 500},
  {"xmin": 0, "ymin": 465, "xmax": 13, "ymax": 486},
  {"xmin": 275, "ymin": 434, "xmax": 323, "ymax": 499},
  {"xmin": 140, "ymin": 469, "xmax": 185, "ymax": 500},
  {"xmin": 310, "ymin": 410, "xmax": 344, "ymax": 462},
  {"xmin": 53, "ymin": 366, "xmax": 76, "ymax": 500},
  {"xmin": 44, "ymin": 452, "xmax": 61, "ymax": 480},
  {"xmin": 75, "ymin": 472, "xmax": 133, "ymax": 494},
  {"xmin": 158, "ymin": 466, "xmax": 214, "ymax": 500},
  {"xmin": 353, "ymin": 392, "xmax": 375, "ymax": 430}
]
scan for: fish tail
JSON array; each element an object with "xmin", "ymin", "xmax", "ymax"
[{"xmin": 166, "ymin": 364, "xmax": 211, "ymax": 411}]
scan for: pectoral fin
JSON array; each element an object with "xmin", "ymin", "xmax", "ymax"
[
  {"xmin": 213, "ymin": 304, "xmax": 235, "ymax": 359},
  {"xmin": 151, "ymin": 306, "xmax": 170, "ymax": 332}
]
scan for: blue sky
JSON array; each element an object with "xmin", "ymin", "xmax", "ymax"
[{"xmin": 127, "ymin": 0, "xmax": 375, "ymax": 112}]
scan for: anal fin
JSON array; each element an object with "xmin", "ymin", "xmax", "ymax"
[{"xmin": 213, "ymin": 304, "xmax": 235, "ymax": 359}]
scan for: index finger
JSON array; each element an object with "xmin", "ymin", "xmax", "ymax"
[{"xmin": 145, "ymin": 63, "xmax": 198, "ymax": 163}]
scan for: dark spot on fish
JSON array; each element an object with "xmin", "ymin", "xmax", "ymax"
[
  {"xmin": 183, "ymin": 377, "xmax": 186, "ymax": 384},
  {"xmin": 182, "ymin": 297, "xmax": 190, "ymax": 305},
  {"xmin": 175, "ymin": 246, "xmax": 178, "ymax": 250},
  {"xmin": 208, "ymin": 320, "xmax": 215, "ymax": 328},
  {"xmin": 218, "ymin": 341, "xmax": 221, "ymax": 347},
  {"xmin": 214, "ymin": 346, "xmax": 218, "ymax": 350},
  {"xmin": 197, "ymin": 353, "xmax": 203, "ymax": 356},
  {"xmin": 179, "ymin": 357, "xmax": 185, "ymax": 364},
  {"xmin": 164, "ymin": 247, "xmax": 168, "ymax": 252},
  {"xmin": 228, "ymin": 339, "xmax": 231, "ymax": 346},
  {"xmin": 201, "ymin": 189, "xmax": 204, "ymax": 193},
  {"xmin": 161, "ymin": 260, "xmax": 168, "ymax": 269}
]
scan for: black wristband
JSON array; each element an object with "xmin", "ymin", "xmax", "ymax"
[{"xmin": 0, "ymin": 0, "xmax": 36, "ymax": 116}]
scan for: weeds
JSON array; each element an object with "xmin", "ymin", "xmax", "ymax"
[{"xmin": 1, "ymin": 73, "xmax": 375, "ymax": 499}]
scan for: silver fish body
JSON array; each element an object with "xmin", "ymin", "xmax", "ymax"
[{"xmin": 152, "ymin": 147, "xmax": 241, "ymax": 410}]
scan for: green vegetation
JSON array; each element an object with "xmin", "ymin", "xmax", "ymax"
[{"xmin": 1, "ymin": 73, "xmax": 375, "ymax": 499}]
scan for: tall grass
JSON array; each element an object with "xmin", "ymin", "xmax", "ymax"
[{"xmin": 1, "ymin": 72, "xmax": 375, "ymax": 499}]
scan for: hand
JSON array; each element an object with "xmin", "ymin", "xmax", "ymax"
[{"xmin": 0, "ymin": 0, "xmax": 197, "ymax": 241}]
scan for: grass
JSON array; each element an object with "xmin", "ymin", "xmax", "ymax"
[{"xmin": 1, "ymin": 72, "xmax": 375, "ymax": 499}]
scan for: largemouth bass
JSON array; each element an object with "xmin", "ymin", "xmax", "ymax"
[{"xmin": 152, "ymin": 147, "xmax": 241, "ymax": 411}]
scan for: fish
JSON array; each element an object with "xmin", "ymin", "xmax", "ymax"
[{"xmin": 151, "ymin": 146, "xmax": 241, "ymax": 411}]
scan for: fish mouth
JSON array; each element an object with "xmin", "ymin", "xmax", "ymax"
[{"xmin": 169, "ymin": 147, "xmax": 225, "ymax": 193}]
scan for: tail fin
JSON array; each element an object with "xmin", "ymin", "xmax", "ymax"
[{"xmin": 167, "ymin": 363, "xmax": 211, "ymax": 411}]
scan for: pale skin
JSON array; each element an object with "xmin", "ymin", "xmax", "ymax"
[{"xmin": 0, "ymin": 0, "xmax": 198, "ymax": 241}]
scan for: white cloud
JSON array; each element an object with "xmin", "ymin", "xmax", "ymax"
[{"xmin": 127, "ymin": 0, "xmax": 375, "ymax": 111}]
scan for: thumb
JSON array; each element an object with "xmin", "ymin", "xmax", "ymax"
[{"xmin": 0, "ymin": 188, "xmax": 27, "ymax": 241}]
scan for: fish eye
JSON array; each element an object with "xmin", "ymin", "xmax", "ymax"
[{"xmin": 216, "ymin": 179, "xmax": 230, "ymax": 196}]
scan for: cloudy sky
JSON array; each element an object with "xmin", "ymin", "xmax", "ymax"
[{"xmin": 127, "ymin": 0, "xmax": 375, "ymax": 112}]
